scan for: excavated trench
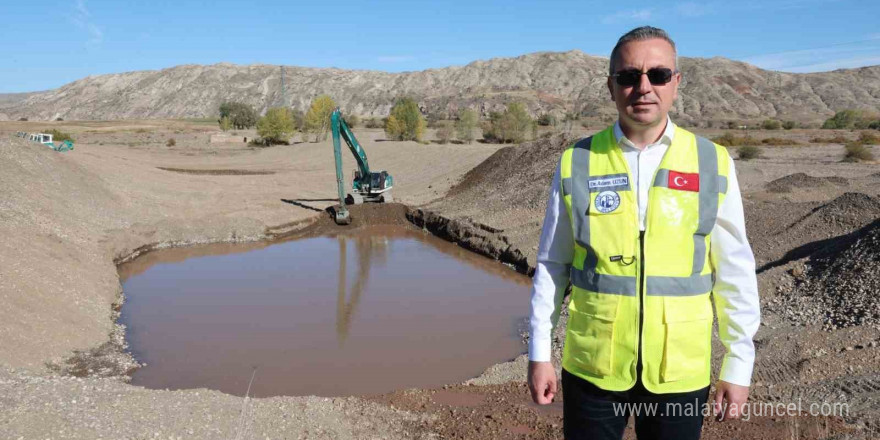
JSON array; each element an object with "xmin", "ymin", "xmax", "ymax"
[{"xmin": 113, "ymin": 203, "xmax": 534, "ymax": 397}]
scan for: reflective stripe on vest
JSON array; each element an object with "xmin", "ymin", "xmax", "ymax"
[{"xmin": 564, "ymin": 135, "xmax": 725, "ymax": 297}]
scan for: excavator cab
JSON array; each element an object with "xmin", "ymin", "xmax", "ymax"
[
  {"xmin": 348, "ymin": 170, "xmax": 393, "ymax": 204},
  {"xmin": 353, "ymin": 170, "xmax": 392, "ymax": 192}
]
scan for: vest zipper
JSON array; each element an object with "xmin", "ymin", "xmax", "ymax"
[{"xmin": 637, "ymin": 230, "xmax": 645, "ymax": 382}]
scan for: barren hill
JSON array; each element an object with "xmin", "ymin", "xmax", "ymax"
[{"xmin": 2, "ymin": 50, "xmax": 879, "ymax": 124}]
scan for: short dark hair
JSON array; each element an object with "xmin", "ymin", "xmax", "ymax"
[{"xmin": 609, "ymin": 26, "xmax": 678, "ymax": 75}]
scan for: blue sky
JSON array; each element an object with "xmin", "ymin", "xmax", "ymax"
[{"xmin": 1, "ymin": 0, "xmax": 878, "ymax": 92}]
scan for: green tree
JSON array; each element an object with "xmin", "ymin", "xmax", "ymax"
[
  {"xmin": 484, "ymin": 102, "xmax": 535, "ymax": 143},
  {"xmin": 219, "ymin": 116, "xmax": 232, "ymax": 132},
  {"xmin": 782, "ymin": 120, "xmax": 796, "ymax": 130},
  {"xmin": 219, "ymin": 101, "xmax": 257, "ymax": 129},
  {"xmin": 455, "ymin": 109, "xmax": 478, "ymax": 144},
  {"xmin": 385, "ymin": 97, "xmax": 426, "ymax": 141},
  {"xmin": 304, "ymin": 95, "xmax": 337, "ymax": 142},
  {"xmin": 257, "ymin": 107, "xmax": 296, "ymax": 145},
  {"xmin": 384, "ymin": 115, "xmax": 405, "ymax": 140}
]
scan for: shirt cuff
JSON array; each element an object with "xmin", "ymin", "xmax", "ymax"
[
  {"xmin": 528, "ymin": 333, "xmax": 552, "ymax": 362},
  {"xmin": 719, "ymin": 354, "xmax": 754, "ymax": 387}
]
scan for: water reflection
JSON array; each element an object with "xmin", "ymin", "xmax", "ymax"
[{"xmin": 336, "ymin": 235, "xmax": 389, "ymax": 345}]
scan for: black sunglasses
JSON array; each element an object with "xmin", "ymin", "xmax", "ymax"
[{"xmin": 610, "ymin": 68, "xmax": 677, "ymax": 87}]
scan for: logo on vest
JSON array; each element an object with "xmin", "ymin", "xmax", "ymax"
[
  {"xmin": 667, "ymin": 171, "xmax": 700, "ymax": 192},
  {"xmin": 594, "ymin": 191, "xmax": 621, "ymax": 213}
]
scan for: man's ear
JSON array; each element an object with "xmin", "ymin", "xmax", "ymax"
[{"xmin": 607, "ymin": 76, "xmax": 615, "ymax": 102}]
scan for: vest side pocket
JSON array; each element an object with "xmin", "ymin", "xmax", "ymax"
[
  {"xmin": 660, "ymin": 296, "xmax": 712, "ymax": 383},
  {"xmin": 567, "ymin": 293, "xmax": 620, "ymax": 377}
]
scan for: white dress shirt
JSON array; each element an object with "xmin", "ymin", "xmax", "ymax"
[{"xmin": 528, "ymin": 117, "xmax": 761, "ymax": 387}]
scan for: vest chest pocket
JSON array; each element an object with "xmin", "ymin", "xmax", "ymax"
[
  {"xmin": 660, "ymin": 296, "xmax": 713, "ymax": 383},
  {"xmin": 567, "ymin": 295, "xmax": 620, "ymax": 377}
]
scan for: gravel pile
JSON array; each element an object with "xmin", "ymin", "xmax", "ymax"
[
  {"xmin": 751, "ymin": 192, "xmax": 880, "ymax": 269},
  {"xmin": 765, "ymin": 172, "xmax": 848, "ymax": 193},
  {"xmin": 770, "ymin": 218, "xmax": 880, "ymax": 330}
]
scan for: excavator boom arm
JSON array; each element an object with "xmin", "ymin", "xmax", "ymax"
[{"xmin": 331, "ymin": 109, "xmax": 370, "ymax": 180}]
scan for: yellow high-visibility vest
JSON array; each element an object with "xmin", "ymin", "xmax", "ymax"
[{"xmin": 559, "ymin": 125, "xmax": 730, "ymax": 394}]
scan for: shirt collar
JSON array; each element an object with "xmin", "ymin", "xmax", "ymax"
[{"xmin": 613, "ymin": 117, "xmax": 676, "ymax": 151}]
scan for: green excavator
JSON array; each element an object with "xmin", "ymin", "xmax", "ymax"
[{"xmin": 331, "ymin": 108, "xmax": 394, "ymax": 225}]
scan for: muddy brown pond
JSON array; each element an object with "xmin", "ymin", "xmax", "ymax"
[{"xmin": 118, "ymin": 225, "xmax": 531, "ymax": 398}]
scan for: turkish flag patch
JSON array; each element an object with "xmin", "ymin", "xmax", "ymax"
[{"xmin": 667, "ymin": 171, "xmax": 700, "ymax": 192}]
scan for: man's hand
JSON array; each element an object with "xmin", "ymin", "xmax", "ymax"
[
  {"xmin": 528, "ymin": 361, "xmax": 557, "ymax": 405},
  {"xmin": 713, "ymin": 380, "xmax": 749, "ymax": 421}
]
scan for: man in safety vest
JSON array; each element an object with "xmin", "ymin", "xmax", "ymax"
[{"xmin": 527, "ymin": 26, "xmax": 760, "ymax": 440}]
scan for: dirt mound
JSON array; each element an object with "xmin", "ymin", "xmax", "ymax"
[
  {"xmin": 448, "ymin": 133, "xmax": 577, "ymax": 212},
  {"xmin": 765, "ymin": 172, "xmax": 848, "ymax": 193},
  {"xmin": 771, "ymin": 219, "xmax": 880, "ymax": 330}
]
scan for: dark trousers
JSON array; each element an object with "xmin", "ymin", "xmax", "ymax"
[{"xmin": 562, "ymin": 368, "xmax": 709, "ymax": 440}]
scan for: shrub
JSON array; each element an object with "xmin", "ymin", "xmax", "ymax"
[
  {"xmin": 537, "ymin": 113, "xmax": 557, "ymax": 126},
  {"xmin": 219, "ymin": 101, "xmax": 257, "ymax": 129},
  {"xmin": 761, "ymin": 119, "xmax": 782, "ymax": 130},
  {"xmin": 737, "ymin": 145, "xmax": 762, "ymax": 160},
  {"xmin": 55, "ymin": 117, "xmax": 64, "ymax": 122},
  {"xmin": 761, "ymin": 137, "xmax": 799, "ymax": 146},
  {"xmin": 455, "ymin": 109, "xmax": 478, "ymax": 144},
  {"xmin": 18, "ymin": 117, "xmax": 27, "ymax": 121},
  {"xmin": 219, "ymin": 116, "xmax": 232, "ymax": 132},
  {"xmin": 345, "ymin": 114, "xmax": 359, "ymax": 128},
  {"xmin": 385, "ymin": 97, "xmax": 426, "ymax": 141},
  {"xmin": 810, "ymin": 135, "xmax": 849, "ymax": 144},
  {"xmin": 782, "ymin": 120, "xmax": 796, "ymax": 130},
  {"xmin": 821, "ymin": 109, "xmax": 880, "ymax": 129},
  {"xmin": 364, "ymin": 117, "xmax": 384, "ymax": 129},
  {"xmin": 166, "ymin": 138, "xmax": 176, "ymax": 147},
  {"xmin": 870, "ymin": 120, "xmax": 880, "ymax": 130},
  {"xmin": 435, "ymin": 120, "xmax": 454, "ymax": 144},
  {"xmin": 257, "ymin": 107, "xmax": 296, "ymax": 145},
  {"xmin": 843, "ymin": 142, "xmax": 874, "ymax": 162},
  {"xmin": 483, "ymin": 102, "xmax": 535, "ymax": 143},
  {"xmin": 43, "ymin": 129, "xmax": 75, "ymax": 143},
  {"xmin": 711, "ymin": 132, "xmax": 760, "ymax": 147},
  {"xmin": 304, "ymin": 95, "xmax": 337, "ymax": 142},
  {"xmin": 857, "ymin": 131, "xmax": 880, "ymax": 145}
]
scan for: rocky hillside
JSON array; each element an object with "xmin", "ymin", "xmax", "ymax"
[{"xmin": 2, "ymin": 50, "xmax": 879, "ymax": 125}]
